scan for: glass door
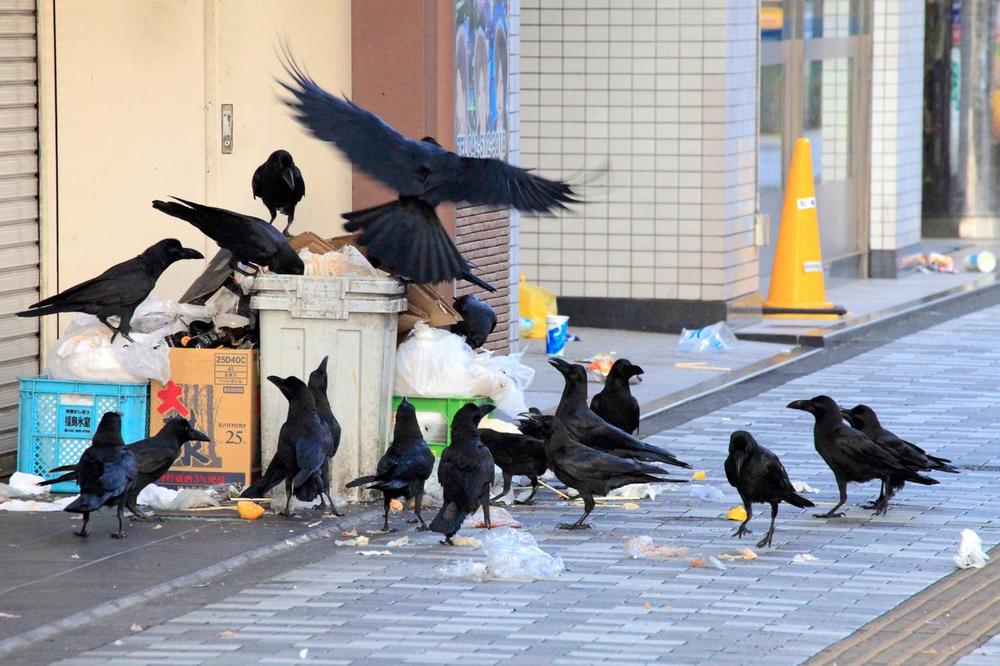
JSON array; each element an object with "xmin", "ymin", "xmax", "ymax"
[{"xmin": 759, "ymin": 1, "xmax": 872, "ymax": 292}]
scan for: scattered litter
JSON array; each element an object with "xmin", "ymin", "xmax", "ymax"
[
  {"xmin": 688, "ymin": 557, "xmax": 707, "ymax": 568},
  {"xmin": 791, "ymin": 480, "xmax": 820, "ymax": 494},
  {"xmin": 306, "ymin": 520, "xmax": 322, "ymax": 528},
  {"xmin": 341, "ymin": 528, "xmax": 358, "ymax": 537},
  {"xmin": 130, "ymin": 623, "xmax": 143, "ymax": 633},
  {"xmin": 137, "ymin": 484, "xmax": 219, "ymax": 511},
  {"xmin": 218, "ymin": 630, "xmax": 239, "ymax": 638},
  {"xmin": 7, "ymin": 472, "xmax": 50, "ymax": 497},
  {"xmin": 114, "ymin": 640, "xmax": 123, "ymax": 646},
  {"xmin": 606, "ymin": 484, "xmax": 658, "ymax": 500},
  {"xmin": 389, "ymin": 498, "xmax": 404, "ymax": 513},
  {"xmin": 689, "ymin": 485, "xmax": 725, "ymax": 503},
  {"xmin": 726, "ymin": 505, "xmax": 748, "ymax": 522},
  {"xmin": 677, "ymin": 322, "xmax": 738, "ymax": 353},
  {"xmin": 621, "ymin": 502, "xmax": 640, "ymax": 510},
  {"xmin": 623, "ymin": 536, "xmax": 689, "ymax": 560},
  {"xmin": 0, "ymin": 496, "xmax": 77, "ymax": 512},
  {"xmin": 299, "ymin": 648, "xmax": 309, "ymax": 660},
  {"xmin": 792, "ymin": 553, "xmax": 819, "ymax": 564},
  {"xmin": 437, "ymin": 528, "xmax": 563, "ymax": 582},
  {"xmin": 954, "ymin": 529, "xmax": 990, "ymax": 569},
  {"xmin": 387, "ymin": 536, "xmax": 410, "ymax": 548},
  {"xmin": 358, "ymin": 550, "xmax": 393, "ymax": 557},
  {"xmin": 691, "ymin": 471, "xmax": 707, "ymax": 480},
  {"xmin": 718, "ymin": 548, "xmax": 758, "ymax": 561},
  {"xmin": 463, "ymin": 505, "xmax": 521, "ymax": 529},
  {"xmin": 0, "ymin": 612, "xmax": 20, "ymax": 619},
  {"xmin": 237, "ymin": 501, "xmax": 265, "ymax": 521},
  {"xmin": 70, "ymin": 554, "xmax": 80, "ymax": 560},
  {"xmin": 707, "ymin": 556, "xmax": 727, "ymax": 571},
  {"xmin": 335, "ymin": 536, "xmax": 370, "ymax": 547},
  {"xmin": 153, "ymin": 524, "xmax": 163, "ymax": 530},
  {"xmin": 585, "ymin": 352, "xmax": 617, "ymax": 381},
  {"xmin": 451, "ymin": 535, "xmax": 482, "ymax": 547}
]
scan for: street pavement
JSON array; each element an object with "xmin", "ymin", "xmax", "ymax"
[{"xmin": 21, "ymin": 303, "xmax": 1000, "ymax": 664}]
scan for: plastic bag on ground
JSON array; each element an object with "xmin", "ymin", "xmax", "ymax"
[
  {"xmin": 688, "ymin": 485, "xmax": 725, "ymax": 503},
  {"xmin": 462, "ymin": 505, "xmax": 521, "ymax": 529},
  {"xmin": 437, "ymin": 528, "xmax": 563, "ymax": 582},
  {"xmin": 0, "ymin": 496, "xmax": 77, "ymax": 512},
  {"xmin": 677, "ymin": 322, "xmax": 738, "ymax": 353},
  {"xmin": 6, "ymin": 472, "xmax": 50, "ymax": 497},
  {"xmin": 791, "ymin": 480, "xmax": 820, "ymax": 493},
  {"xmin": 954, "ymin": 529, "xmax": 990, "ymax": 569},
  {"xmin": 46, "ymin": 313, "xmax": 172, "ymax": 383},
  {"xmin": 623, "ymin": 535, "xmax": 689, "ymax": 560},
  {"xmin": 135, "ymin": 484, "xmax": 219, "ymax": 511}
]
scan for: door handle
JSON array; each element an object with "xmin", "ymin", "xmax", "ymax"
[{"xmin": 221, "ymin": 104, "xmax": 234, "ymax": 154}]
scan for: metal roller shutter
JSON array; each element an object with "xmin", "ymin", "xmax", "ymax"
[{"xmin": 0, "ymin": 0, "xmax": 39, "ymax": 456}]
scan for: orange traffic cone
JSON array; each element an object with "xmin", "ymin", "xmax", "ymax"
[{"xmin": 763, "ymin": 138, "xmax": 846, "ymax": 318}]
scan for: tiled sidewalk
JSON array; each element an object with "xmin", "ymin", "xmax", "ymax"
[{"xmin": 58, "ymin": 305, "xmax": 1000, "ymax": 665}]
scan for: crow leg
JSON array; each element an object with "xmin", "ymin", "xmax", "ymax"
[
  {"xmin": 281, "ymin": 478, "xmax": 294, "ymax": 517},
  {"xmin": 862, "ymin": 480, "xmax": 886, "ymax": 511},
  {"xmin": 482, "ymin": 491, "xmax": 492, "ymax": 530},
  {"xmin": 559, "ymin": 494, "xmax": 594, "ymax": 530},
  {"xmin": 126, "ymin": 499, "xmax": 161, "ymax": 523},
  {"xmin": 111, "ymin": 495, "xmax": 128, "ymax": 539},
  {"xmin": 815, "ymin": 478, "xmax": 848, "ymax": 518},
  {"xmin": 282, "ymin": 210, "xmax": 294, "ymax": 236},
  {"xmin": 516, "ymin": 477, "xmax": 539, "ymax": 506},
  {"xmin": 734, "ymin": 497, "xmax": 753, "ymax": 538},
  {"xmin": 75, "ymin": 511, "xmax": 90, "ymax": 538},
  {"xmin": 757, "ymin": 503, "xmax": 778, "ymax": 549},
  {"xmin": 490, "ymin": 472, "xmax": 512, "ymax": 504},
  {"xmin": 380, "ymin": 495, "xmax": 395, "ymax": 533},
  {"xmin": 413, "ymin": 489, "xmax": 428, "ymax": 531},
  {"xmin": 267, "ymin": 208, "xmax": 277, "ymax": 225},
  {"xmin": 325, "ymin": 489, "xmax": 343, "ymax": 517}
]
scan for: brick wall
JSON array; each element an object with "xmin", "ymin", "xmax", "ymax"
[{"xmin": 455, "ymin": 204, "xmax": 511, "ymax": 351}]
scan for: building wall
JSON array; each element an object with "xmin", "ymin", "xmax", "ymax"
[
  {"xmin": 519, "ymin": 0, "xmax": 759, "ymax": 332},
  {"xmin": 869, "ymin": 0, "xmax": 925, "ymax": 273},
  {"xmin": 507, "ymin": 0, "xmax": 521, "ymax": 346}
]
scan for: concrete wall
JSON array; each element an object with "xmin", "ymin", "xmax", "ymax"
[
  {"xmin": 39, "ymin": 1, "xmax": 352, "ymax": 346},
  {"xmin": 518, "ymin": 0, "xmax": 759, "ymax": 332}
]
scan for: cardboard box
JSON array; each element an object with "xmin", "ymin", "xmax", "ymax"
[
  {"xmin": 289, "ymin": 231, "xmax": 338, "ymax": 255},
  {"xmin": 149, "ymin": 349, "xmax": 259, "ymax": 488}
]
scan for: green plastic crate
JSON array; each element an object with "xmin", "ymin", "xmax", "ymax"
[{"xmin": 391, "ymin": 396, "xmax": 492, "ymax": 457}]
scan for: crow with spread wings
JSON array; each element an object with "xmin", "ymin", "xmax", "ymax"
[{"xmin": 279, "ymin": 54, "xmax": 578, "ymax": 291}]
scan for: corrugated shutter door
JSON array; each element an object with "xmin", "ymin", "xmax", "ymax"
[{"xmin": 0, "ymin": 0, "xmax": 39, "ymax": 455}]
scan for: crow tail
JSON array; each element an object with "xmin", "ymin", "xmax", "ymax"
[
  {"xmin": 428, "ymin": 502, "xmax": 465, "ymax": 537},
  {"xmin": 345, "ymin": 474, "xmax": 379, "ymax": 489},
  {"xmin": 782, "ymin": 491, "xmax": 815, "ymax": 509}
]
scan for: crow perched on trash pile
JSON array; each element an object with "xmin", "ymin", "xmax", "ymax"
[
  {"xmin": 451, "ymin": 294, "xmax": 497, "ymax": 349},
  {"xmin": 724, "ymin": 430, "xmax": 814, "ymax": 548},
  {"xmin": 347, "ymin": 398, "xmax": 435, "ymax": 532},
  {"xmin": 278, "ymin": 51, "xmax": 577, "ymax": 291},
  {"xmin": 16, "ymin": 239, "xmax": 203, "ymax": 342},
  {"xmin": 788, "ymin": 395, "xmax": 938, "ymax": 516},
  {"xmin": 548, "ymin": 358, "xmax": 689, "ymax": 468},
  {"xmin": 534, "ymin": 415, "xmax": 685, "ymax": 530},
  {"xmin": 241, "ymin": 375, "xmax": 329, "ymax": 517},
  {"xmin": 840, "ymin": 403, "xmax": 958, "ymax": 510},
  {"xmin": 429, "ymin": 403, "xmax": 496, "ymax": 544},
  {"xmin": 478, "ymin": 427, "xmax": 548, "ymax": 505},
  {"xmin": 152, "ymin": 197, "xmax": 304, "ymax": 276},
  {"xmin": 41, "ymin": 412, "xmax": 137, "ymax": 539},
  {"xmin": 309, "ymin": 356, "xmax": 343, "ymax": 516},
  {"xmin": 589, "ymin": 358, "xmax": 644, "ymax": 435},
  {"xmin": 252, "ymin": 149, "xmax": 305, "ymax": 236}
]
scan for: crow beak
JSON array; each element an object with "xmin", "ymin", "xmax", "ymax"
[
  {"xmin": 189, "ymin": 428, "xmax": 211, "ymax": 442},
  {"xmin": 787, "ymin": 400, "xmax": 813, "ymax": 413},
  {"xmin": 266, "ymin": 375, "xmax": 284, "ymax": 389},
  {"xmin": 548, "ymin": 357, "xmax": 570, "ymax": 372},
  {"xmin": 317, "ymin": 356, "xmax": 329, "ymax": 373},
  {"xmin": 180, "ymin": 247, "xmax": 205, "ymax": 260},
  {"xmin": 478, "ymin": 404, "xmax": 496, "ymax": 419},
  {"xmin": 282, "ymin": 169, "xmax": 296, "ymax": 190}
]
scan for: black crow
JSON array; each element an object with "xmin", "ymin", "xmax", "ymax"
[
  {"xmin": 451, "ymin": 295, "xmax": 497, "ymax": 349},
  {"xmin": 724, "ymin": 430, "xmax": 815, "ymax": 548},
  {"xmin": 252, "ymin": 149, "xmax": 305, "ymax": 235},
  {"xmin": 346, "ymin": 398, "xmax": 435, "ymax": 531},
  {"xmin": 45, "ymin": 412, "xmax": 137, "ymax": 538},
  {"xmin": 308, "ymin": 356, "xmax": 343, "ymax": 516},
  {"xmin": 429, "ymin": 403, "xmax": 496, "ymax": 544},
  {"xmin": 590, "ymin": 358, "xmax": 644, "ymax": 435},
  {"xmin": 841, "ymin": 403, "xmax": 958, "ymax": 509},
  {"xmin": 515, "ymin": 407, "xmax": 546, "ymax": 440},
  {"xmin": 16, "ymin": 239, "xmax": 203, "ymax": 342},
  {"xmin": 152, "ymin": 197, "xmax": 304, "ymax": 276},
  {"xmin": 45, "ymin": 417, "xmax": 210, "ymax": 522},
  {"xmin": 479, "ymin": 428, "xmax": 548, "ymax": 505},
  {"xmin": 240, "ymin": 375, "xmax": 328, "ymax": 517},
  {"xmin": 535, "ymin": 415, "xmax": 684, "ymax": 530},
  {"xmin": 788, "ymin": 395, "xmax": 939, "ymax": 516},
  {"xmin": 548, "ymin": 358, "xmax": 689, "ymax": 468},
  {"xmin": 278, "ymin": 54, "xmax": 577, "ymax": 290}
]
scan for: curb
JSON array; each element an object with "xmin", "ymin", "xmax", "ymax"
[{"xmin": 0, "ymin": 507, "xmax": 382, "ymax": 658}]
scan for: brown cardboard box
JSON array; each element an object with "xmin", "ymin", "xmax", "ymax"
[
  {"xmin": 288, "ymin": 231, "xmax": 338, "ymax": 255},
  {"xmin": 149, "ymin": 349, "xmax": 259, "ymax": 488}
]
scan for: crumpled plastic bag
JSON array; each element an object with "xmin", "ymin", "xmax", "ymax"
[
  {"xmin": 0, "ymin": 495, "xmax": 77, "ymax": 512},
  {"xmin": 623, "ymin": 535, "xmax": 688, "ymax": 560},
  {"xmin": 299, "ymin": 246, "xmax": 378, "ymax": 277},
  {"xmin": 688, "ymin": 485, "xmax": 725, "ymax": 503},
  {"xmin": 436, "ymin": 528, "xmax": 563, "ymax": 582},
  {"xmin": 791, "ymin": 480, "xmax": 820, "ymax": 493},
  {"xmin": 677, "ymin": 322, "xmax": 738, "ymax": 353},
  {"xmin": 462, "ymin": 505, "xmax": 521, "ymax": 529},
  {"xmin": 130, "ymin": 297, "xmax": 214, "ymax": 336},
  {"xmin": 394, "ymin": 322, "xmax": 534, "ymax": 415},
  {"xmin": 135, "ymin": 484, "xmax": 219, "ymax": 511},
  {"xmin": 0, "ymin": 472, "xmax": 50, "ymax": 499},
  {"xmin": 954, "ymin": 529, "xmax": 990, "ymax": 569},
  {"xmin": 47, "ymin": 314, "xmax": 170, "ymax": 383}
]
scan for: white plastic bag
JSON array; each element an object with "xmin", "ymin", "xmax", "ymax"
[
  {"xmin": 677, "ymin": 322, "xmax": 738, "ymax": 353},
  {"xmin": 623, "ymin": 535, "xmax": 688, "ymax": 560},
  {"xmin": 436, "ymin": 528, "xmax": 563, "ymax": 582},
  {"xmin": 135, "ymin": 484, "xmax": 219, "ymax": 511},
  {"xmin": 46, "ymin": 315, "xmax": 170, "ymax": 383},
  {"xmin": 689, "ymin": 485, "xmax": 725, "ymax": 503},
  {"xmin": 299, "ymin": 246, "xmax": 378, "ymax": 277},
  {"xmin": 954, "ymin": 529, "xmax": 990, "ymax": 569}
]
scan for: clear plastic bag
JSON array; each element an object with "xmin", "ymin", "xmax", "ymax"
[
  {"xmin": 688, "ymin": 485, "xmax": 725, "ymax": 503},
  {"xmin": 954, "ymin": 529, "xmax": 990, "ymax": 569},
  {"xmin": 436, "ymin": 528, "xmax": 564, "ymax": 582},
  {"xmin": 299, "ymin": 246, "xmax": 378, "ymax": 277},
  {"xmin": 677, "ymin": 322, "xmax": 738, "ymax": 353},
  {"xmin": 623, "ymin": 535, "xmax": 688, "ymax": 560},
  {"xmin": 135, "ymin": 484, "xmax": 219, "ymax": 511}
]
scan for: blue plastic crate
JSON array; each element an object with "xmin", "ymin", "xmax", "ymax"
[{"xmin": 17, "ymin": 377, "xmax": 150, "ymax": 493}]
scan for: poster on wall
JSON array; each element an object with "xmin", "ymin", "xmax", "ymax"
[{"xmin": 455, "ymin": 0, "xmax": 508, "ymax": 159}]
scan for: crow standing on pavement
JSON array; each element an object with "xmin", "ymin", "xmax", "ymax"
[
  {"xmin": 16, "ymin": 239, "xmax": 203, "ymax": 342},
  {"xmin": 590, "ymin": 358, "xmax": 644, "ymax": 435},
  {"xmin": 240, "ymin": 375, "xmax": 328, "ymax": 517},
  {"xmin": 279, "ymin": 52, "xmax": 577, "ymax": 291},
  {"xmin": 548, "ymin": 358, "xmax": 689, "ymax": 468},
  {"xmin": 535, "ymin": 415, "xmax": 684, "ymax": 530},
  {"xmin": 451, "ymin": 295, "xmax": 497, "ymax": 349},
  {"xmin": 43, "ymin": 412, "xmax": 137, "ymax": 538},
  {"xmin": 724, "ymin": 431, "xmax": 814, "ymax": 548},
  {"xmin": 152, "ymin": 197, "xmax": 304, "ymax": 276},
  {"xmin": 788, "ymin": 395, "xmax": 938, "ymax": 516},
  {"xmin": 252, "ymin": 149, "xmax": 305, "ymax": 236},
  {"xmin": 45, "ymin": 417, "xmax": 211, "ymax": 523},
  {"xmin": 308, "ymin": 356, "xmax": 343, "ymax": 516},
  {"xmin": 841, "ymin": 403, "xmax": 958, "ymax": 509},
  {"xmin": 347, "ymin": 398, "xmax": 435, "ymax": 532},
  {"xmin": 479, "ymin": 428, "xmax": 548, "ymax": 505},
  {"xmin": 429, "ymin": 403, "xmax": 496, "ymax": 544}
]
